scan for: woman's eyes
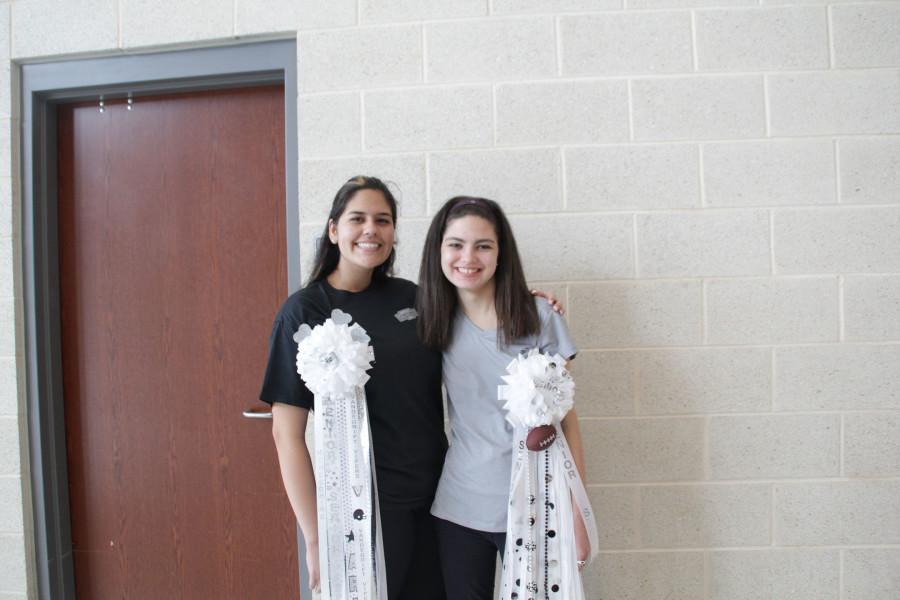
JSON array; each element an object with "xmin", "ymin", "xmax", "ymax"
[
  {"xmin": 444, "ymin": 242, "xmax": 495, "ymax": 250},
  {"xmin": 346, "ymin": 216, "xmax": 392, "ymax": 225}
]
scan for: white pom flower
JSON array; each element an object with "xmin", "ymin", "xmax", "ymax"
[
  {"xmin": 294, "ymin": 309, "xmax": 375, "ymax": 398},
  {"xmin": 498, "ymin": 348, "xmax": 574, "ymax": 428}
]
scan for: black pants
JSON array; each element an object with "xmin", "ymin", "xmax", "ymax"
[
  {"xmin": 435, "ymin": 517, "xmax": 507, "ymax": 600},
  {"xmin": 381, "ymin": 506, "xmax": 446, "ymax": 600}
]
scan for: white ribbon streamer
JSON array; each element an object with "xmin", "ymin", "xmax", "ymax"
[
  {"xmin": 295, "ymin": 309, "xmax": 387, "ymax": 600},
  {"xmin": 498, "ymin": 352, "xmax": 599, "ymax": 600}
]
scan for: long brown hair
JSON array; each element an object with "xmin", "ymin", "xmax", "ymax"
[
  {"xmin": 307, "ymin": 175, "xmax": 398, "ymax": 285},
  {"xmin": 416, "ymin": 196, "xmax": 539, "ymax": 350}
]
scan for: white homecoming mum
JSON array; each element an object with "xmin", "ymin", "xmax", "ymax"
[
  {"xmin": 294, "ymin": 309, "xmax": 375, "ymax": 397},
  {"xmin": 498, "ymin": 348, "xmax": 575, "ymax": 428}
]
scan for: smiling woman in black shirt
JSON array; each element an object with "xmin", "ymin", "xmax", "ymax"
[{"xmin": 259, "ymin": 176, "xmax": 447, "ymax": 599}]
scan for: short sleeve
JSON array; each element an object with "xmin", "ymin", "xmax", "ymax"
[
  {"xmin": 537, "ymin": 300, "xmax": 578, "ymax": 361},
  {"xmin": 259, "ymin": 316, "xmax": 315, "ymax": 409}
]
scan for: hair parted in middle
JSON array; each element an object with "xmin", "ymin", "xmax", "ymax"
[{"xmin": 416, "ymin": 196, "xmax": 539, "ymax": 351}]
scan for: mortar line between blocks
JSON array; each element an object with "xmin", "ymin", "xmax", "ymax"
[
  {"xmin": 116, "ymin": 0, "xmax": 123, "ymax": 49},
  {"xmin": 491, "ymin": 84, "xmax": 498, "ymax": 146},
  {"xmin": 359, "ymin": 92, "xmax": 366, "ymax": 153},
  {"xmin": 698, "ymin": 144, "xmax": 706, "ymax": 208},
  {"xmin": 0, "ymin": 6, "xmax": 9, "ymax": 58},
  {"xmin": 292, "ymin": 7, "xmax": 867, "ymax": 29},
  {"xmin": 559, "ymin": 147, "xmax": 568, "ymax": 210},
  {"xmin": 555, "ymin": 17, "xmax": 563, "ymax": 76},
  {"xmin": 839, "ymin": 414, "xmax": 845, "ymax": 477},
  {"xmin": 763, "ymin": 74, "xmax": 771, "ymax": 138},
  {"xmin": 309, "ymin": 194, "xmax": 899, "ymax": 213},
  {"xmin": 424, "ymin": 152, "xmax": 432, "ymax": 215},
  {"xmin": 232, "ymin": 0, "xmax": 237, "ymax": 37},
  {"xmin": 703, "ymin": 416, "xmax": 711, "ymax": 480},
  {"xmin": 703, "ymin": 551, "xmax": 710, "ymax": 600},
  {"xmin": 839, "ymin": 549, "xmax": 845, "ymax": 600},
  {"xmin": 768, "ymin": 210, "xmax": 776, "ymax": 275},
  {"xmin": 827, "ymin": 6, "xmax": 835, "ymax": 69},
  {"xmin": 626, "ymin": 79, "xmax": 635, "ymax": 142},
  {"xmin": 356, "ymin": 0, "xmax": 361, "ymax": 26},
  {"xmin": 701, "ymin": 280, "xmax": 708, "ymax": 344},
  {"xmin": 770, "ymin": 347, "xmax": 776, "ymax": 412},
  {"xmin": 690, "ymin": 10, "xmax": 699, "ymax": 73},
  {"xmin": 770, "ymin": 484, "xmax": 776, "ymax": 545},
  {"xmin": 631, "ymin": 350, "xmax": 640, "ymax": 416},
  {"xmin": 631, "ymin": 213, "xmax": 639, "ymax": 278},
  {"xmin": 834, "ymin": 138, "xmax": 842, "ymax": 204},
  {"xmin": 838, "ymin": 275, "xmax": 845, "ymax": 342},
  {"xmin": 421, "ymin": 25, "xmax": 428, "ymax": 83},
  {"xmin": 634, "ymin": 486, "xmax": 642, "ymax": 547}
]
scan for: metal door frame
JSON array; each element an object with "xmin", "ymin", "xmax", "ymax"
[{"xmin": 20, "ymin": 39, "xmax": 302, "ymax": 599}]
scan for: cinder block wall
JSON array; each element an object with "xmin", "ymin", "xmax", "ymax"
[{"xmin": 4, "ymin": 0, "xmax": 900, "ymax": 598}]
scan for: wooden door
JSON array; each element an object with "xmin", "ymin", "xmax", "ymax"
[{"xmin": 57, "ymin": 85, "xmax": 299, "ymax": 599}]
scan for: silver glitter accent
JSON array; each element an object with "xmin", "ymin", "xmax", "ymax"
[{"xmin": 320, "ymin": 352, "xmax": 338, "ymax": 368}]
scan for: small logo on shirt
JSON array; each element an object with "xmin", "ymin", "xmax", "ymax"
[{"xmin": 394, "ymin": 307, "xmax": 418, "ymax": 322}]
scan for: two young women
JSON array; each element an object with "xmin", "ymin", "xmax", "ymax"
[{"xmin": 260, "ymin": 176, "xmax": 588, "ymax": 599}]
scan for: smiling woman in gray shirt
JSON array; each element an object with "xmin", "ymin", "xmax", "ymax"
[
  {"xmin": 416, "ymin": 196, "xmax": 589, "ymax": 600},
  {"xmin": 432, "ymin": 299, "xmax": 576, "ymax": 533}
]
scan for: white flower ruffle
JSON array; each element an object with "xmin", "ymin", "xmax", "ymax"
[
  {"xmin": 498, "ymin": 348, "xmax": 575, "ymax": 428},
  {"xmin": 294, "ymin": 308, "xmax": 375, "ymax": 398}
]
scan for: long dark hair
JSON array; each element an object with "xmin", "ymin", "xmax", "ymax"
[
  {"xmin": 417, "ymin": 196, "xmax": 539, "ymax": 350},
  {"xmin": 307, "ymin": 175, "xmax": 398, "ymax": 285}
]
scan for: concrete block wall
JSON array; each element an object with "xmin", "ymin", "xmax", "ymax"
[
  {"xmin": 5, "ymin": 0, "xmax": 900, "ymax": 598},
  {"xmin": 1, "ymin": 1, "xmax": 28, "ymax": 598}
]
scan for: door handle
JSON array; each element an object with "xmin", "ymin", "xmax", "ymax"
[{"xmin": 242, "ymin": 407, "xmax": 273, "ymax": 419}]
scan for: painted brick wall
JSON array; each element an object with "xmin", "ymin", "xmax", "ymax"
[{"xmin": 5, "ymin": 0, "xmax": 900, "ymax": 598}]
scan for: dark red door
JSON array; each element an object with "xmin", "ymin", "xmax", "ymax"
[{"xmin": 57, "ymin": 85, "xmax": 299, "ymax": 598}]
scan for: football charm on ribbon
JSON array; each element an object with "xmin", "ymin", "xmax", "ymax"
[{"xmin": 525, "ymin": 423, "xmax": 558, "ymax": 451}]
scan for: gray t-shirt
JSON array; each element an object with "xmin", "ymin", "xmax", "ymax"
[{"xmin": 431, "ymin": 298, "xmax": 578, "ymax": 532}]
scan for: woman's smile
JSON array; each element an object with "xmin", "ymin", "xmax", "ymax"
[{"xmin": 354, "ymin": 240, "xmax": 383, "ymax": 252}]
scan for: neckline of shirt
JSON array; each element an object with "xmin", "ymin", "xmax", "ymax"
[
  {"xmin": 321, "ymin": 276, "xmax": 384, "ymax": 298},
  {"xmin": 458, "ymin": 308, "xmax": 497, "ymax": 338}
]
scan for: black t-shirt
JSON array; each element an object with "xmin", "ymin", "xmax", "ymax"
[{"xmin": 259, "ymin": 276, "xmax": 447, "ymax": 509}]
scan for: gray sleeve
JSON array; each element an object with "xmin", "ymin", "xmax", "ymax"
[{"xmin": 536, "ymin": 299, "xmax": 578, "ymax": 360}]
